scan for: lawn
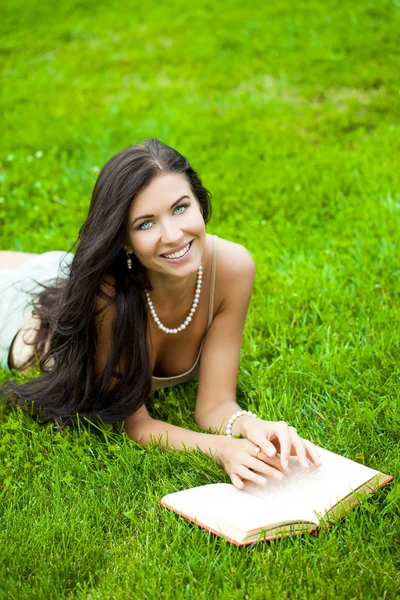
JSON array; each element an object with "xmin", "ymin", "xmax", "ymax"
[{"xmin": 0, "ymin": 0, "xmax": 399, "ymax": 598}]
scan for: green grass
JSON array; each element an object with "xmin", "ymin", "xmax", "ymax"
[{"xmin": 1, "ymin": 0, "xmax": 399, "ymax": 598}]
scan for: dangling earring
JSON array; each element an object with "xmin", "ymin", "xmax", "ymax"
[{"xmin": 126, "ymin": 251, "xmax": 132, "ymax": 270}]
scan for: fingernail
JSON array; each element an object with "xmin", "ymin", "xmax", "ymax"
[
  {"xmin": 258, "ymin": 478, "xmax": 267, "ymax": 485},
  {"xmin": 273, "ymin": 471, "xmax": 283, "ymax": 480},
  {"xmin": 302, "ymin": 462, "xmax": 309, "ymax": 469},
  {"xmin": 267, "ymin": 448, "xmax": 275, "ymax": 457},
  {"xmin": 282, "ymin": 459, "xmax": 288, "ymax": 468}
]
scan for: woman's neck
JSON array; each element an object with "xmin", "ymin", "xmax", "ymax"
[{"xmin": 146, "ymin": 269, "xmax": 199, "ymax": 308}]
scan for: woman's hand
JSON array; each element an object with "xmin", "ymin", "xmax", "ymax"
[
  {"xmin": 240, "ymin": 418, "xmax": 322, "ymax": 471},
  {"xmin": 216, "ymin": 436, "xmax": 287, "ymax": 489}
]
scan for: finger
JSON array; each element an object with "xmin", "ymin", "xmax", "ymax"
[
  {"xmin": 304, "ymin": 440, "xmax": 322, "ymax": 466},
  {"xmin": 236, "ymin": 465, "xmax": 268, "ymax": 486},
  {"xmin": 244, "ymin": 440, "xmax": 274, "ymax": 460},
  {"xmin": 230, "ymin": 473, "xmax": 245, "ymax": 490},
  {"xmin": 249, "ymin": 436, "xmax": 278, "ymax": 458},
  {"xmin": 243, "ymin": 441, "xmax": 260, "ymax": 458},
  {"xmin": 256, "ymin": 452, "xmax": 285, "ymax": 472},
  {"xmin": 260, "ymin": 439, "xmax": 278, "ymax": 458},
  {"xmin": 290, "ymin": 430, "xmax": 309, "ymax": 469},
  {"xmin": 243, "ymin": 456, "xmax": 284, "ymax": 481},
  {"xmin": 250, "ymin": 444, "xmax": 262, "ymax": 457},
  {"xmin": 275, "ymin": 421, "xmax": 291, "ymax": 469}
]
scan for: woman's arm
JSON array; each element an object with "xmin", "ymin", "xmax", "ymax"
[
  {"xmin": 193, "ymin": 240, "xmax": 256, "ymax": 436},
  {"xmin": 123, "ymin": 403, "xmax": 226, "ymax": 460},
  {"xmin": 193, "ymin": 241, "xmax": 321, "ymax": 487},
  {"xmin": 123, "ymin": 404, "xmax": 284, "ymax": 489}
]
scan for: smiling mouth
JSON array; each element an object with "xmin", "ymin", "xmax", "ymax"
[{"xmin": 161, "ymin": 241, "xmax": 192, "ymax": 260}]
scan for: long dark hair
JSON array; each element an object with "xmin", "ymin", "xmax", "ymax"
[{"xmin": 2, "ymin": 139, "xmax": 212, "ymax": 424}]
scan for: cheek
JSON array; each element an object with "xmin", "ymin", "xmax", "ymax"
[
  {"xmin": 188, "ymin": 209, "xmax": 206, "ymax": 232},
  {"xmin": 130, "ymin": 232, "xmax": 157, "ymax": 259}
]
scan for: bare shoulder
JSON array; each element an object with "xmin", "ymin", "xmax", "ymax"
[
  {"xmin": 210, "ymin": 237, "xmax": 255, "ymax": 313},
  {"xmin": 215, "ymin": 237, "xmax": 256, "ymax": 282}
]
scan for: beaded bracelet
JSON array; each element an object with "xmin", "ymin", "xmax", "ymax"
[{"xmin": 225, "ymin": 410, "xmax": 257, "ymax": 437}]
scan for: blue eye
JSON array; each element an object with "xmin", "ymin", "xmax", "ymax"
[
  {"xmin": 174, "ymin": 204, "xmax": 188, "ymax": 215},
  {"xmin": 139, "ymin": 221, "xmax": 152, "ymax": 230}
]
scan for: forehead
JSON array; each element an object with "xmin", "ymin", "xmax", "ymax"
[{"xmin": 129, "ymin": 172, "xmax": 192, "ymax": 216}]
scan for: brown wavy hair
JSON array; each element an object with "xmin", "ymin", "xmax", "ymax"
[{"xmin": 2, "ymin": 138, "xmax": 212, "ymax": 424}]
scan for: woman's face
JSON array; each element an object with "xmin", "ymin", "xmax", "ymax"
[{"xmin": 125, "ymin": 172, "xmax": 206, "ymax": 278}]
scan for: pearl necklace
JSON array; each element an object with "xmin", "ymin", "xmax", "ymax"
[{"xmin": 145, "ymin": 265, "xmax": 203, "ymax": 334}]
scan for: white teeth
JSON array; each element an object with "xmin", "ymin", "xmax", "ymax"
[{"xmin": 163, "ymin": 242, "xmax": 191, "ymax": 259}]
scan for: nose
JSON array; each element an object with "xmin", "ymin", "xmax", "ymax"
[{"xmin": 160, "ymin": 219, "xmax": 183, "ymax": 246}]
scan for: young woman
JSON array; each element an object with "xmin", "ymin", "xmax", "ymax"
[{"xmin": 0, "ymin": 138, "xmax": 321, "ymax": 489}]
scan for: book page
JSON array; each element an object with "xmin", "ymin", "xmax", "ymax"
[
  {"xmin": 162, "ymin": 481, "xmax": 317, "ymax": 540},
  {"xmin": 244, "ymin": 447, "xmax": 386, "ymax": 522}
]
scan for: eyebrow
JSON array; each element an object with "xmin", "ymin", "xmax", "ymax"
[{"xmin": 131, "ymin": 195, "xmax": 191, "ymax": 226}]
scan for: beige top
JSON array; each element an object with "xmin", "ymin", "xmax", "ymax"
[{"xmin": 151, "ymin": 234, "xmax": 218, "ymax": 390}]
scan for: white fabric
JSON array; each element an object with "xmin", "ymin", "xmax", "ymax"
[{"xmin": 0, "ymin": 251, "xmax": 73, "ymax": 367}]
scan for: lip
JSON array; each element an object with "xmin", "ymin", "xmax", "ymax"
[
  {"xmin": 161, "ymin": 240, "xmax": 194, "ymax": 264},
  {"xmin": 160, "ymin": 240, "xmax": 193, "ymax": 257}
]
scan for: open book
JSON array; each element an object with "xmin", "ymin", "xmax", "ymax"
[{"xmin": 160, "ymin": 447, "xmax": 392, "ymax": 546}]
